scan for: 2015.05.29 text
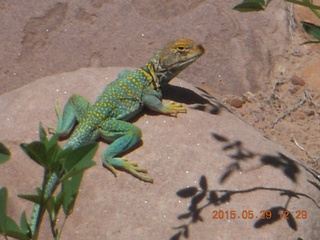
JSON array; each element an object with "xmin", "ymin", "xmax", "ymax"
[{"xmin": 212, "ymin": 210, "xmax": 308, "ymax": 220}]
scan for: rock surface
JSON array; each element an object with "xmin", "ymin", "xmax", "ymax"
[
  {"xmin": 0, "ymin": 0, "xmax": 289, "ymax": 95},
  {"xmin": 0, "ymin": 68, "xmax": 319, "ymax": 239}
]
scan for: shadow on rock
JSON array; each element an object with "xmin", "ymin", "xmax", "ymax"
[{"xmin": 170, "ymin": 133, "xmax": 320, "ymax": 240}]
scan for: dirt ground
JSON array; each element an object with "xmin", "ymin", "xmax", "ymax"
[{"xmin": 229, "ymin": 18, "xmax": 320, "ymax": 171}]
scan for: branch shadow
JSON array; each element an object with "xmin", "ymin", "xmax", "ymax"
[
  {"xmin": 170, "ymin": 133, "xmax": 320, "ymax": 240},
  {"xmin": 212, "ymin": 133, "xmax": 301, "ymax": 184}
]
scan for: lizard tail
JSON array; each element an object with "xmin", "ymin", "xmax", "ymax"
[{"xmin": 29, "ymin": 173, "xmax": 59, "ymax": 237}]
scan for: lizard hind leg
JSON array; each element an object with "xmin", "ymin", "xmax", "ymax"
[
  {"xmin": 100, "ymin": 119, "xmax": 154, "ymax": 183},
  {"xmin": 55, "ymin": 94, "xmax": 91, "ymax": 137}
]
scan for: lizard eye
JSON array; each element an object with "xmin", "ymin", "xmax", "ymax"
[{"xmin": 176, "ymin": 46, "xmax": 189, "ymax": 53}]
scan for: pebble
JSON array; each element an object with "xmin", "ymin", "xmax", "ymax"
[
  {"xmin": 291, "ymin": 74, "xmax": 305, "ymax": 86},
  {"xmin": 227, "ymin": 98, "xmax": 244, "ymax": 108}
]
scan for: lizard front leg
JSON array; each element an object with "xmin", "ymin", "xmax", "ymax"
[
  {"xmin": 99, "ymin": 119, "xmax": 153, "ymax": 183},
  {"xmin": 142, "ymin": 90, "xmax": 186, "ymax": 116}
]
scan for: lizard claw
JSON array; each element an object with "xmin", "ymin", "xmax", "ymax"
[
  {"xmin": 123, "ymin": 160, "xmax": 153, "ymax": 182},
  {"xmin": 163, "ymin": 101, "xmax": 187, "ymax": 116},
  {"xmin": 103, "ymin": 162, "xmax": 119, "ymax": 177},
  {"xmin": 103, "ymin": 158, "xmax": 153, "ymax": 183}
]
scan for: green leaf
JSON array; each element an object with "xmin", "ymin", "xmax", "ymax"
[
  {"xmin": 38, "ymin": 123, "xmax": 48, "ymax": 143},
  {"xmin": 46, "ymin": 143, "xmax": 63, "ymax": 172},
  {"xmin": 18, "ymin": 194, "xmax": 42, "ymax": 205},
  {"xmin": 233, "ymin": 0, "xmax": 266, "ymax": 12},
  {"xmin": 302, "ymin": 21, "xmax": 320, "ymax": 41},
  {"xmin": 38, "ymin": 123, "xmax": 60, "ymax": 151},
  {"xmin": 0, "ymin": 142, "xmax": 10, "ymax": 164},
  {"xmin": 0, "ymin": 191, "xmax": 29, "ymax": 239},
  {"xmin": 285, "ymin": 0, "xmax": 320, "ymax": 10},
  {"xmin": 20, "ymin": 142, "xmax": 47, "ymax": 167},
  {"xmin": 0, "ymin": 187, "xmax": 8, "ymax": 233},
  {"xmin": 2, "ymin": 216, "xmax": 30, "ymax": 240},
  {"xmin": 61, "ymin": 143, "xmax": 97, "ymax": 181},
  {"xmin": 19, "ymin": 211, "xmax": 30, "ymax": 236},
  {"xmin": 60, "ymin": 143, "xmax": 97, "ymax": 216},
  {"xmin": 50, "ymin": 191, "xmax": 66, "ymax": 221},
  {"xmin": 62, "ymin": 161, "xmax": 96, "ymax": 181},
  {"xmin": 46, "ymin": 134, "xmax": 60, "ymax": 153},
  {"xmin": 35, "ymin": 187, "xmax": 43, "ymax": 196},
  {"xmin": 54, "ymin": 191, "xmax": 65, "ymax": 212},
  {"xmin": 53, "ymin": 147, "xmax": 73, "ymax": 171},
  {"xmin": 62, "ymin": 173, "xmax": 84, "ymax": 216},
  {"xmin": 45, "ymin": 196, "xmax": 56, "ymax": 222}
]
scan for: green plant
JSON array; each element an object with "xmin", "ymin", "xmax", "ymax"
[
  {"xmin": 0, "ymin": 124, "xmax": 97, "ymax": 239},
  {"xmin": 234, "ymin": 0, "xmax": 320, "ymax": 42},
  {"xmin": 0, "ymin": 142, "xmax": 10, "ymax": 164}
]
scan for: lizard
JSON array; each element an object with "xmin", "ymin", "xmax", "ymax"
[
  {"xmin": 54, "ymin": 37, "xmax": 205, "ymax": 183},
  {"xmin": 29, "ymin": 38, "xmax": 204, "ymax": 235}
]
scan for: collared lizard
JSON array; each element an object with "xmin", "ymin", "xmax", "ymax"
[
  {"xmin": 56, "ymin": 38, "xmax": 205, "ymax": 183},
  {"xmin": 29, "ymin": 38, "xmax": 204, "ymax": 235}
]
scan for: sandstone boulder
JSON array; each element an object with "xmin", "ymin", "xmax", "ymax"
[{"xmin": 0, "ymin": 68, "xmax": 319, "ymax": 239}]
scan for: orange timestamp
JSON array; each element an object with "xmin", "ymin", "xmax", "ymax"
[{"xmin": 212, "ymin": 210, "xmax": 308, "ymax": 220}]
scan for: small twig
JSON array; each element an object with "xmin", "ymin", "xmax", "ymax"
[
  {"xmin": 305, "ymin": 90, "xmax": 320, "ymax": 115},
  {"xmin": 270, "ymin": 79, "xmax": 285, "ymax": 100},
  {"xmin": 291, "ymin": 135, "xmax": 306, "ymax": 151},
  {"xmin": 271, "ymin": 91, "xmax": 307, "ymax": 127},
  {"xmin": 300, "ymin": 40, "xmax": 320, "ymax": 45},
  {"xmin": 292, "ymin": 135, "xmax": 319, "ymax": 168},
  {"xmin": 288, "ymin": 3, "xmax": 297, "ymax": 39}
]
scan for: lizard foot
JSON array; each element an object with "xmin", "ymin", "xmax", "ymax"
[
  {"xmin": 46, "ymin": 100, "xmax": 61, "ymax": 134},
  {"xmin": 54, "ymin": 99, "xmax": 63, "ymax": 119},
  {"xmin": 103, "ymin": 158, "xmax": 154, "ymax": 183},
  {"xmin": 163, "ymin": 101, "xmax": 187, "ymax": 116}
]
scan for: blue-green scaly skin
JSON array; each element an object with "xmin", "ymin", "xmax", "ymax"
[{"xmin": 65, "ymin": 66, "xmax": 153, "ymax": 149}]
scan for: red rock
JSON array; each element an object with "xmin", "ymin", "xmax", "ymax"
[
  {"xmin": 227, "ymin": 98, "xmax": 245, "ymax": 108},
  {"xmin": 0, "ymin": 0, "xmax": 290, "ymax": 96},
  {"xmin": 0, "ymin": 68, "xmax": 319, "ymax": 239},
  {"xmin": 291, "ymin": 74, "xmax": 306, "ymax": 86}
]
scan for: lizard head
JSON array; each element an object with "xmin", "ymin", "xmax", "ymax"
[{"xmin": 153, "ymin": 38, "xmax": 205, "ymax": 84}]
